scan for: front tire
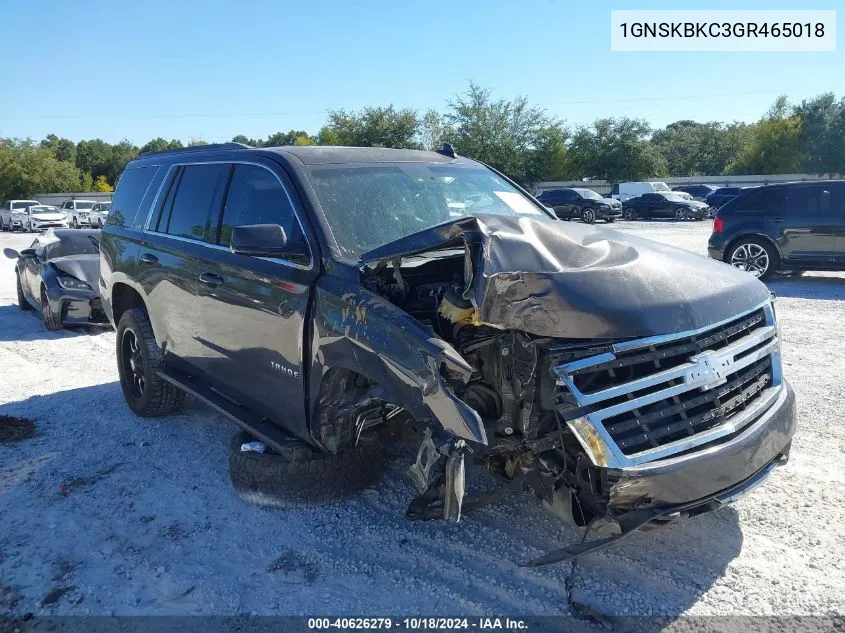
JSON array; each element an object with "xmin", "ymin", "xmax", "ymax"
[
  {"xmin": 727, "ymin": 238, "xmax": 778, "ymax": 281},
  {"xmin": 581, "ymin": 207, "xmax": 596, "ymax": 224},
  {"xmin": 72, "ymin": 217, "xmax": 79, "ymax": 229},
  {"xmin": 228, "ymin": 431, "xmax": 382, "ymax": 508},
  {"xmin": 41, "ymin": 287, "xmax": 63, "ymax": 331},
  {"xmin": 116, "ymin": 308, "xmax": 185, "ymax": 416},
  {"xmin": 17, "ymin": 274, "xmax": 31, "ymax": 311}
]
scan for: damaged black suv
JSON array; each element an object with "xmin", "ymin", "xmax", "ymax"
[{"xmin": 101, "ymin": 143, "xmax": 796, "ymax": 563}]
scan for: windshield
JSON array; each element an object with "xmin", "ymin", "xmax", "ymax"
[
  {"xmin": 12, "ymin": 201, "xmax": 38, "ymax": 209},
  {"xmin": 99, "ymin": 203, "xmax": 111, "ymax": 212},
  {"xmin": 574, "ymin": 188, "xmax": 603, "ymax": 200},
  {"xmin": 307, "ymin": 163, "xmax": 549, "ymax": 258},
  {"xmin": 75, "ymin": 202, "xmax": 95, "ymax": 209},
  {"xmin": 652, "ymin": 183, "xmax": 671, "ymax": 192},
  {"xmin": 29, "ymin": 206, "xmax": 59, "ymax": 214},
  {"xmin": 660, "ymin": 193, "xmax": 687, "ymax": 202},
  {"xmin": 39, "ymin": 232, "xmax": 100, "ymax": 257}
]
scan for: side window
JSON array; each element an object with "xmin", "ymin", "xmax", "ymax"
[
  {"xmin": 217, "ymin": 164, "xmax": 303, "ymax": 252},
  {"xmin": 163, "ymin": 164, "xmax": 229, "ymax": 242},
  {"xmin": 110, "ymin": 166, "xmax": 158, "ymax": 227},
  {"xmin": 785, "ymin": 186, "xmax": 827, "ymax": 216},
  {"xmin": 736, "ymin": 189, "xmax": 785, "ymax": 214}
]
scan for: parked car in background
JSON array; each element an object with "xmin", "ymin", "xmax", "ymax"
[
  {"xmin": 536, "ymin": 187, "xmax": 622, "ymax": 223},
  {"xmin": 24, "ymin": 205, "xmax": 69, "ymax": 231},
  {"xmin": 708, "ymin": 181, "xmax": 845, "ymax": 280},
  {"xmin": 705, "ymin": 187, "xmax": 744, "ymax": 210},
  {"xmin": 90, "ymin": 201, "xmax": 111, "ymax": 227},
  {"xmin": 98, "ymin": 143, "xmax": 795, "ymax": 563},
  {"xmin": 610, "ymin": 181, "xmax": 674, "ymax": 202},
  {"xmin": 60, "ymin": 199, "xmax": 97, "ymax": 228},
  {"xmin": 7, "ymin": 229, "xmax": 108, "ymax": 330},
  {"xmin": 673, "ymin": 184, "xmax": 718, "ymax": 201},
  {"xmin": 622, "ymin": 192, "xmax": 709, "ymax": 220},
  {"xmin": 1, "ymin": 200, "xmax": 41, "ymax": 231}
]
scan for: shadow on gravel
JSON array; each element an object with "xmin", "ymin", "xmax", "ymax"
[
  {"xmin": 767, "ymin": 274, "xmax": 845, "ymax": 301},
  {"xmin": 0, "ymin": 304, "xmax": 109, "ymax": 341}
]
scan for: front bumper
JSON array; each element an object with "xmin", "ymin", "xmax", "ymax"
[
  {"xmin": 47, "ymin": 287, "xmax": 110, "ymax": 326},
  {"xmin": 607, "ymin": 379, "xmax": 796, "ymax": 510},
  {"xmin": 597, "ymin": 206, "xmax": 622, "ymax": 219},
  {"xmin": 31, "ymin": 221, "xmax": 69, "ymax": 231}
]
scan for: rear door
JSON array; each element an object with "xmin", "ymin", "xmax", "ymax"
[
  {"xmin": 779, "ymin": 184, "xmax": 836, "ymax": 264},
  {"xmin": 193, "ymin": 160, "xmax": 315, "ymax": 437},
  {"xmin": 831, "ymin": 183, "xmax": 845, "ymax": 264},
  {"xmin": 139, "ymin": 163, "xmax": 230, "ymax": 369}
]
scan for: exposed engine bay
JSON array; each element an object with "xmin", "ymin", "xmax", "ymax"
[{"xmin": 362, "ymin": 252, "xmax": 610, "ymax": 529}]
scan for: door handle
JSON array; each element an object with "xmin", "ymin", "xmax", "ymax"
[
  {"xmin": 198, "ymin": 272, "xmax": 224, "ymax": 286},
  {"xmin": 140, "ymin": 253, "xmax": 158, "ymax": 264},
  {"xmin": 773, "ymin": 217, "xmax": 785, "ymax": 223}
]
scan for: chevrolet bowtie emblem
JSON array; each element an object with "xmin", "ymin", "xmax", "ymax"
[{"xmin": 685, "ymin": 349, "xmax": 735, "ymax": 390}]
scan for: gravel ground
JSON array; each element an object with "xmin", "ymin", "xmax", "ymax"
[{"xmin": 0, "ymin": 221, "xmax": 843, "ymax": 619}]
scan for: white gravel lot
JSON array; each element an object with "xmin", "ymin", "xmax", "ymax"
[{"xmin": 0, "ymin": 221, "xmax": 843, "ymax": 619}]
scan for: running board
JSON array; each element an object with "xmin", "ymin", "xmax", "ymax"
[{"xmin": 158, "ymin": 369, "xmax": 295, "ymax": 454}]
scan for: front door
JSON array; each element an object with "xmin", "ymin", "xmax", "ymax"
[
  {"xmin": 780, "ymin": 184, "xmax": 837, "ymax": 264},
  {"xmin": 193, "ymin": 161, "xmax": 315, "ymax": 439},
  {"xmin": 831, "ymin": 183, "xmax": 845, "ymax": 264}
]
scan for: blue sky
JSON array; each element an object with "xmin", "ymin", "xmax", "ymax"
[{"xmin": 1, "ymin": 0, "xmax": 841, "ymax": 144}]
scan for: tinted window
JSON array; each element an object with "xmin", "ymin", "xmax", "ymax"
[
  {"xmin": 786, "ymin": 186, "xmax": 829, "ymax": 216},
  {"xmin": 218, "ymin": 164, "xmax": 301, "ymax": 249},
  {"xmin": 735, "ymin": 188, "xmax": 785, "ymax": 213},
  {"xmin": 109, "ymin": 167, "xmax": 158, "ymax": 227},
  {"xmin": 164, "ymin": 164, "xmax": 229, "ymax": 241},
  {"xmin": 12, "ymin": 201, "xmax": 38, "ymax": 209}
]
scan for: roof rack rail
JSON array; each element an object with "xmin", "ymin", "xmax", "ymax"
[{"xmin": 138, "ymin": 142, "xmax": 251, "ymax": 158}]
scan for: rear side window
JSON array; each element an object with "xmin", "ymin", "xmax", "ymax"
[
  {"xmin": 217, "ymin": 164, "xmax": 301, "ymax": 249},
  {"xmin": 161, "ymin": 164, "xmax": 229, "ymax": 242},
  {"xmin": 735, "ymin": 188, "xmax": 785, "ymax": 214},
  {"xmin": 786, "ymin": 186, "xmax": 830, "ymax": 216},
  {"xmin": 109, "ymin": 166, "xmax": 158, "ymax": 227}
]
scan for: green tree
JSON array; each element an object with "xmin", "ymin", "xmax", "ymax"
[
  {"xmin": 93, "ymin": 174, "xmax": 114, "ymax": 192},
  {"xmin": 0, "ymin": 139, "xmax": 93, "ymax": 199},
  {"xmin": 40, "ymin": 134, "xmax": 77, "ymax": 164},
  {"xmin": 418, "ymin": 109, "xmax": 452, "ymax": 151},
  {"xmin": 324, "ymin": 105, "xmax": 420, "ymax": 148},
  {"xmin": 262, "ymin": 130, "xmax": 315, "ymax": 147},
  {"xmin": 651, "ymin": 121, "xmax": 751, "ymax": 176},
  {"xmin": 444, "ymin": 83, "xmax": 564, "ymax": 185},
  {"xmin": 232, "ymin": 135, "xmax": 260, "ymax": 146},
  {"xmin": 793, "ymin": 93, "xmax": 845, "ymax": 173},
  {"xmin": 569, "ymin": 117, "xmax": 665, "ymax": 182},
  {"xmin": 139, "ymin": 137, "xmax": 184, "ymax": 154},
  {"xmin": 730, "ymin": 97, "xmax": 805, "ymax": 175}
]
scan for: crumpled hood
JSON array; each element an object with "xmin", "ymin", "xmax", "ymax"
[
  {"xmin": 51, "ymin": 255, "xmax": 99, "ymax": 287},
  {"xmin": 362, "ymin": 214, "xmax": 771, "ymax": 339}
]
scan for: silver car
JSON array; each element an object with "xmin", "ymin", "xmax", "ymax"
[
  {"xmin": 1, "ymin": 199, "xmax": 41, "ymax": 231},
  {"xmin": 90, "ymin": 201, "xmax": 111, "ymax": 228}
]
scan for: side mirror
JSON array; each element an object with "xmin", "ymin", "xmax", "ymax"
[
  {"xmin": 230, "ymin": 224, "xmax": 308, "ymax": 264},
  {"xmin": 3, "ymin": 248, "xmax": 21, "ymax": 259}
]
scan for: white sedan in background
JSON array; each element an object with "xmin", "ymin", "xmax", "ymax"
[{"xmin": 24, "ymin": 205, "xmax": 69, "ymax": 231}]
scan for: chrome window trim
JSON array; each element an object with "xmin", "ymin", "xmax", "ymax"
[
  {"xmin": 140, "ymin": 160, "xmax": 314, "ymax": 271},
  {"xmin": 555, "ymin": 300, "xmax": 783, "ymax": 468}
]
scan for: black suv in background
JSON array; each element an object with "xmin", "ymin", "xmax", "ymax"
[
  {"xmin": 705, "ymin": 187, "xmax": 744, "ymax": 210},
  {"xmin": 100, "ymin": 143, "xmax": 795, "ymax": 563},
  {"xmin": 535, "ymin": 187, "xmax": 622, "ymax": 223},
  {"xmin": 673, "ymin": 184, "xmax": 717, "ymax": 201},
  {"xmin": 709, "ymin": 181, "xmax": 845, "ymax": 280}
]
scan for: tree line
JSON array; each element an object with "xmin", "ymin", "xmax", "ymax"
[{"xmin": 2, "ymin": 84, "xmax": 843, "ymax": 200}]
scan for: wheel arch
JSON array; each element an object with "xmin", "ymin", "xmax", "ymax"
[
  {"xmin": 111, "ymin": 282, "xmax": 147, "ymax": 326},
  {"xmin": 722, "ymin": 232, "xmax": 783, "ymax": 264}
]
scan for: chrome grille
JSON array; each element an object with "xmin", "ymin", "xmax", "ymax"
[{"xmin": 552, "ymin": 301, "xmax": 782, "ymax": 468}]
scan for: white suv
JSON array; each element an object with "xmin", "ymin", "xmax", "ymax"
[
  {"xmin": 60, "ymin": 199, "xmax": 97, "ymax": 228},
  {"xmin": 1, "ymin": 200, "xmax": 41, "ymax": 231}
]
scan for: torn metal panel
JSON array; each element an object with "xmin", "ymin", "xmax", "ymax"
[
  {"xmin": 361, "ymin": 214, "xmax": 771, "ymax": 339},
  {"xmin": 310, "ymin": 273, "xmax": 487, "ymax": 445}
]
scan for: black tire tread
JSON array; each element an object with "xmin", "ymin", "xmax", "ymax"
[
  {"xmin": 41, "ymin": 287, "xmax": 63, "ymax": 330},
  {"xmin": 228, "ymin": 431, "xmax": 381, "ymax": 508},
  {"xmin": 117, "ymin": 308, "xmax": 185, "ymax": 416},
  {"xmin": 17, "ymin": 274, "xmax": 31, "ymax": 311}
]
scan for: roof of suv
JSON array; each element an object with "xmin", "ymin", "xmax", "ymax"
[{"xmin": 135, "ymin": 143, "xmax": 468, "ymax": 166}]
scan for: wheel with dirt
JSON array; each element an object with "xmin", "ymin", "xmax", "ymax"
[
  {"xmin": 40, "ymin": 287, "xmax": 63, "ymax": 330},
  {"xmin": 116, "ymin": 308, "xmax": 185, "ymax": 416},
  {"xmin": 17, "ymin": 274, "xmax": 31, "ymax": 311},
  {"xmin": 228, "ymin": 430, "xmax": 382, "ymax": 508},
  {"xmin": 623, "ymin": 207, "xmax": 637, "ymax": 221},
  {"xmin": 580, "ymin": 207, "xmax": 596, "ymax": 224},
  {"xmin": 727, "ymin": 237, "xmax": 778, "ymax": 281}
]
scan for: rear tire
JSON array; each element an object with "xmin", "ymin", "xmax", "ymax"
[
  {"xmin": 228, "ymin": 430, "xmax": 382, "ymax": 508},
  {"xmin": 116, "ymin": 308, "xmax": 185, "ymax": 416},
  {"xmin": 40, "ymin": 287, "xmax": 62, "ymax": 330},
  {"xmin": 726, "ymin": 237, "xmax": 779, "ymax": 281},
  {"xmin": 623, "ymin": 208, "xmax": 637, "ymax": 221},
  {"xmin": 675, "ymin": 208, "xmax": 687, "ymax": 221},
  {"xmin": 17, "ymin": 274, "xmax": 31, "ymax": 311}
]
